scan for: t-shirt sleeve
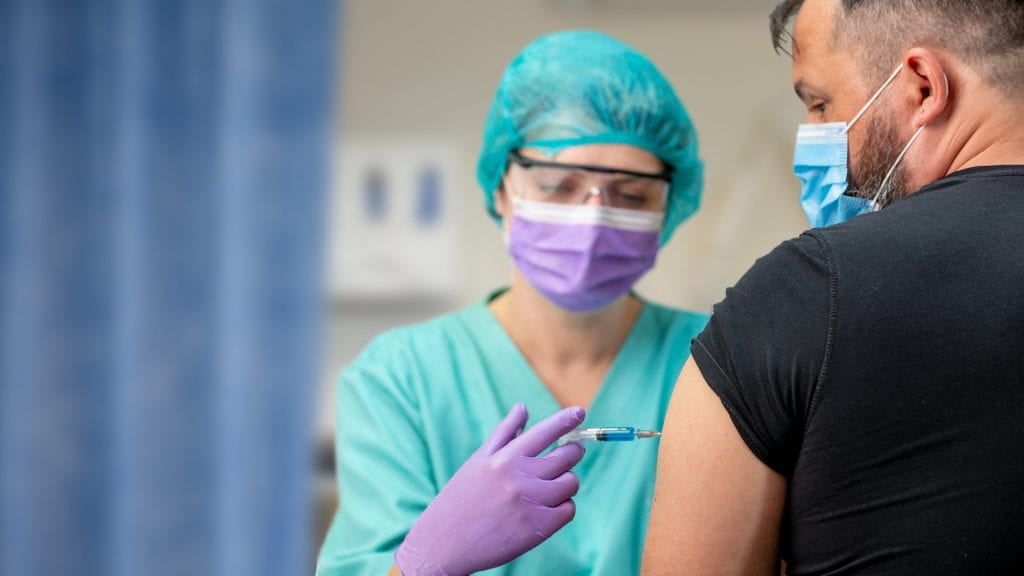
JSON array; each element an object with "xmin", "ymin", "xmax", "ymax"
[
  {"xmin": 691, "ymin": 233, "xmax": 834, "ymax": 476},
  {"xmin": 316, "ymin": 333, "xmax": 435, "ymax": 576}
]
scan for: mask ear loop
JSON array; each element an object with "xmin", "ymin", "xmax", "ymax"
[
  {"xmin": 870, "ymin": 72, "xmax": 950, "ymax": 209},
  {"xmin": 843, "ymin": 63, "xmax": 905, "ymax": 135}
]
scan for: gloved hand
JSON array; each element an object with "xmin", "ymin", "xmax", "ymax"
[{"xmin": 394, "ymin": 403, "xmax": 586, "ymax": 576}]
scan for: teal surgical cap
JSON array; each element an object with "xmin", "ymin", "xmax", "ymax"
[{"xmin": 477, "ymin": 30, "xmax": 703, "ymax": 244}]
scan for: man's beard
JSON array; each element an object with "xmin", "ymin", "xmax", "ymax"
[{"xmin": 846, "ymin": 113, "xmax": 913, "ymax": 208}]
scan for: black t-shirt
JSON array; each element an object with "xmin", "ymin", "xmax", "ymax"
[{"xmin": 693, "ymin": 166, "xmax": 1024, "ymax": 575}]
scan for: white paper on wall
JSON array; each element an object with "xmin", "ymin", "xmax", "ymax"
[{"xmin": 329, "ymin": 137, "xmax": 460, "ymax": 300}]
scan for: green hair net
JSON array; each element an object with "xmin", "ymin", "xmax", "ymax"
[{"xmin": 477, "ymin": 30, "xmax": 703, "ymax": 244}]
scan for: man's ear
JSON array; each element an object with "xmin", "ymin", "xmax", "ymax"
[{"xmin": 904, "ymin": 47, "xmax": 951, "ymax": 128}]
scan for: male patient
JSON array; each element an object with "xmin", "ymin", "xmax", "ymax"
[{"xmin": 642, "ymin": 0, "xmax": 1024, "ymax": 573}]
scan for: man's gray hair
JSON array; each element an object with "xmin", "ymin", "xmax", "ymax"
[{"xmin": 770, "ymin": 0, "xmax": 1024, "ymax": 94}]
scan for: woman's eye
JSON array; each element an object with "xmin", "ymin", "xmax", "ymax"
[
  {"xmin": 810, "ymin": 102, "xmax": 826, "ymax": 115},
  {"xmin": 540, "ymin": 182, "xmax": 571, "ymax": 193}
]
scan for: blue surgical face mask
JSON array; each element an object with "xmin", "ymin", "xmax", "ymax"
[{"xmin": 793, "ymin": 63, "xmax": 932, "ymax": 228}]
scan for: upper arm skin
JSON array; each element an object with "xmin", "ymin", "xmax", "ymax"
[{"xmin": 641, "ymin": 357, "xmax": 787, "ymax": 576}]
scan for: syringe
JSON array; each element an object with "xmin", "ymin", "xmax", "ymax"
[{"xmin": 557, "ymin": 427, "xmax": 661, "ymax": 446}]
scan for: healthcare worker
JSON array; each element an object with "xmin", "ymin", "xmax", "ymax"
[{"xmin": 317, "ymin": 30, "xmax": 705, "ymax": 576}]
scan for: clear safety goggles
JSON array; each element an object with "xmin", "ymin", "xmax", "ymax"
[{"xmin": 507, "ymin": 150, "xmax": 671, "ymax": 213}]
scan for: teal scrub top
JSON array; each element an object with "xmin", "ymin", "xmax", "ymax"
[{"xmin": 317, "ymin": 293, "xmax": 708, "ymax": 576}]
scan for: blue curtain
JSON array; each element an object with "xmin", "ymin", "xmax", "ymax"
[{"xmin": 0, "ymin": 1, "xmax": 334, "ymax": 575}]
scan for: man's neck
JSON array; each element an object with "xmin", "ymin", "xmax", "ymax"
[{"xmin": 945, "ymin": 96, "xmax": 1024, "ymax": 175}]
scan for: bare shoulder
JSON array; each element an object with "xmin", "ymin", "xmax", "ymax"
[{"xmin": 641, "ymin": 358, "xmax": 787, "ymax": 576}]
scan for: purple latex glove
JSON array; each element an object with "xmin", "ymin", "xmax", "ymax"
[{"xmin": 394, "ymin": 403, "xmax": 586, "ymax": 576}]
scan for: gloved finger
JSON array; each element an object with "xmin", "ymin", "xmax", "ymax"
[
  {"xmin": 523, "ymin": 442, "xmax": 585, "ymax": 480},
  {"xmin": 525, "ymin": 471, "xmax": 580, "ymax": 507},
  {"xmin": 479, "ymin": 402, "xmax": 529, "ymax": 456},
  {"xmin": 507, "ymin": 406, "xmax": 585, "ymax": 457},
  {"xmin": 531, "ymin": 498, "xmax": 577, "ymax": 539}
]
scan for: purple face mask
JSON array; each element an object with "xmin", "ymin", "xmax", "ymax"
[{"xmin": 507, "ymin": 198, "xmax": 662, "ymax": 313}]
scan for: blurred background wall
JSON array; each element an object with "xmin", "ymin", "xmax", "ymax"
[
  {"xmin": 321, "ymin": 0, "xmax": 808, "ymax": 470},
  {"xmin": 319, "ymin": 0, "xmax": 811, "ymax": 555}
]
